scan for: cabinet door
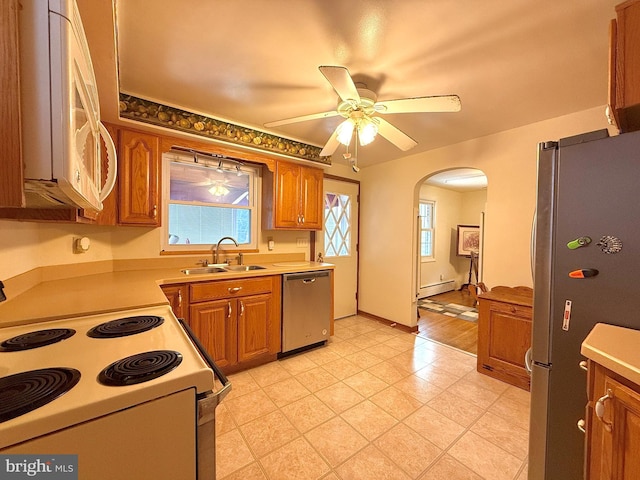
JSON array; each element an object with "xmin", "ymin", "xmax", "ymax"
[
  {"xmin": 161, "ymin": 284, "xmax": 188, "ymax": 324},
  {"xmin": 118, "ymin": 129, "xmax": 161, "ymax": 225},
  {"xmin": 477, "ymin": 299, "xmax": 531, "ymax": 390},
  {"xmin": 611, "ymin": 0, "xmax": 640, "ymax": 132},
  {"xmin": 189, "ymin": 300, "xmax": 237, "ymax": 368},
  {"xmin": 299, "ymin": 166, "xmax": 323, "ymax": 229},
  {"xmin": 274, "ymin": 162, "xmax": 302, "ymax": 228},
  {"xmin": 237, "ymin": 293, "xmax": 273, "ymax": 364},
  {"xmin": 589, "ymin": 370, "xmax": 640, "ymax": 480}
]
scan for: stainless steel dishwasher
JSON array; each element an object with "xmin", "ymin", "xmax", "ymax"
[{"xmin": 281, "ymin": 270, "xmax": 331, "ymax": 355}]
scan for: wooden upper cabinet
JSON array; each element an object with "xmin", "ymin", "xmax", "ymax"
[
  {"xmin": 299, "ymin": 166, "xmax": 323, "ymax": 229},
  {"xmin": 118, "ymin": 129, "xmax": 161, "ymax": 226},
  {"xmin": 609, "ymin": 0, "xmax": 640, "ymax": 132},
  {"xmin": 0, "ymin": 0, "xmax": 23, "ymax": 209},
  {"xmin": 263, "ymin": 160, "xmax": 323, "ymax": 230}
]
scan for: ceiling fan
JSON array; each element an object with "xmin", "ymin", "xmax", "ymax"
[{"xmin": 264, "ymin": 65, "xmax": 461, "ymax": 159}]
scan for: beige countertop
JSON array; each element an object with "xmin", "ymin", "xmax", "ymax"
[
  {"xmin": 581, "ymin": 323, "xmax": 640, "ymax": 386},
  {"xmin": 0, "ymin": 261, "xmax": 333, "ymax": 327}
]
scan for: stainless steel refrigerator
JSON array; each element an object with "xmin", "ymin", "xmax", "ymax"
[{"xmin": 529, "ymin": 128, "xmax": 640, "ymax": 479}]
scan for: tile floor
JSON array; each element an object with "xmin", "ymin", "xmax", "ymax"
[{"xmin": 215, "ymin": 315, "xmax": 530, "ymax": 480}]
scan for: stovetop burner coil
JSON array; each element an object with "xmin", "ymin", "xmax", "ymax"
[
  {"xmin": 87, "ymin": 315, "xmax": 164, "ymax": 338},
  {"xmin": 0, "ymin": 328, "xmax": 76, "ymax": 352},
  {"xmin": 0, "ymin": 368, "xmax": 81, "ymax": 423},
  {"xmin": 98, "ymin": 350, "xmax": 183, "ymax": 386}
]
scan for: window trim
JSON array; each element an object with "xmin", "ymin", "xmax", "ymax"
[
  {"xmin": 419, "ymin": 199, "xmax": 435, "ymax": 262},
  {"xmin": 160, "ymin": 152, "xmax": 261, "ymax": 254}
]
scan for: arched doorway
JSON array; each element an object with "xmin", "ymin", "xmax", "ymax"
[{"xmin": 414, "ymin": 168, "xmax": 487, "ymax": 354}]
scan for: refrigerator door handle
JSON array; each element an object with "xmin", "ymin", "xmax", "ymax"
[
  {"xmin": 524, "ymin": 347, "xmax": 533, "ymax": 375},
  {"xmin": 530, "ymin": 209, "xmax": 536, "ymax": 282}
]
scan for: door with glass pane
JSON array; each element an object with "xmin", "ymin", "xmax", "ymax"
[{"xmin": 317, "ymin": 179, "xmax": 359, "ymax": 319}]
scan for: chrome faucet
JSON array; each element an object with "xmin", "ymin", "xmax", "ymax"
[{"xmin": 214, "ymin": 236, "xmax": 239, "ymax": 264}]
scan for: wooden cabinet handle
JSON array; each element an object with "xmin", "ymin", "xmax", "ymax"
[
  {"xmin": 239, "ymin": 300, "xmax": 245, "ymax": 317},
  {"xmin": 577, "ymin": 419, "xmax": 586, "ymax": 434},
  {"xmin": 177, "ymin": 290, "xmax": 182, "ymax": 307},
  {"xmin": 579, "ymin": 360, "xmax": 588, "ymax": 372},
  {"xmin": 227, "ymin": 301, "xmax": 232, "ymax": 320},
  {"xmin": 595, "ymin": 388, "xmax": 614, "ymax": 432},
  {"xmin": 152, "ymin": 204, "xmax": 158, "ymax": 219},
  {"xmin": 228, "ymin": 286, "xmax": 242, "ymax": 294}
]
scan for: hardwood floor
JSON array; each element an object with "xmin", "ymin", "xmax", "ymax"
[{"xmin": 417, "ymin": 289, "xmax": 478, "ymax": 355}]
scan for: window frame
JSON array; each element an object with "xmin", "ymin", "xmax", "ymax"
[
  {"xmin": 160, "ymin": 152, "xmax": 260, "ymax": 254},
  {"xmin": 419, "ymin": 199, "xmax": 435, "ymax": 262},
  {"xmin": 324, "ymin": 190, "xmax": 352, "ymax": 258}
]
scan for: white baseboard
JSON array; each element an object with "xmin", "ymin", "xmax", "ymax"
[{"xmin": 417, "ymin": 280, "xmax": 456, "ymax": 299}]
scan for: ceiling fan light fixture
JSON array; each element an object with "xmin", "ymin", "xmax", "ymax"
[
  {"xmin": 358, "ymin": 118, "xmax": 378, "ymax": 146},
  {"xmin": 336, "ymin": 119, "xmax": 355, "ymax": 146},
  {"xmin": 208, "ymin": 184, "xmax": 230, "ymax": 197}
]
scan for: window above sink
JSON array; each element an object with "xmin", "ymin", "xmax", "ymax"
[{"xmin": 161, "ymin": 152, "xmax": 260, "ymax": 253}]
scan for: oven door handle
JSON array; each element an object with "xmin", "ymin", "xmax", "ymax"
[{"xmin": 178, "ymin": 319, "xmax": 231, "ymax": 405}]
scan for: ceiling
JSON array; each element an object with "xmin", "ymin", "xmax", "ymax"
[
  {"xmin": 109, "ymin": 0, "xmax": 618, "ymax": 170},
  {"xmin": 425, "ymin": 169, "xmax": 487, "ymax": 192}
]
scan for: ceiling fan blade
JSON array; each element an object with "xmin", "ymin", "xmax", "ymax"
[
  {"xmin": 264, "ymin": 110, "xmax": 339, "ymax": 128},
  {"xmin": 374, "ymin": 95, "xmax": 461, "ymax": 114},
  {"xmin": 320, "ymin": 128, "xmax": 341, "ymax": 157},
  {"xmin": 375, "ymin": 117, "xmax": 418, "ymax": 151},
  {"xmin": 319, "ymin": 66, "xmax": 360, "ymax": 104}
]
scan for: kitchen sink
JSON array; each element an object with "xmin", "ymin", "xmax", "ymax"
[
  {"xmin": 224, "ymin": 265, "xmax": 267, "ymax": 272},
  {"xmin": 181, "ymin": 266, "xmax": 227, "ymax": 275},
  {"xmin": 181, "ymin": 265, "xmax": 267, "ymax": 275}
]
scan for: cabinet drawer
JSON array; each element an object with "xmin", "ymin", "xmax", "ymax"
[
  {"xmin": 190, "ymin": 277, "xmax": 273, "ymax": 302},
  {"xmin": 488, "ymin": 300, "xmax": 531, "ymax": 318}
]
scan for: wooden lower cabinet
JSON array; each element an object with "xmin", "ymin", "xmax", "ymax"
[
  {"xmin": 189, "ymin": 299, "xmax": 237, "ymax": 369},
  {"xmin": 188, "ymin": 276, "xmax": 281, "ymax": 373},
  {"xmin": 160, "ymin": 284, "xmax": 188, "ymax": 324},
  {"xmin": 586, "ymin": 361, "xmax": 640, "ymax": 480},
  {"xmin": 477, "ymin": 286, "xmax": 533, "ymax": 390},
  {"xmin": 237, "ymin": 293, "xmax": 273, "ymax": 364}
]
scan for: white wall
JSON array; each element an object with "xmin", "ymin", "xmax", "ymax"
[
  {"xmin": 0, "ymin": 107, "xmax": 614, "ymax": 330},
  {"xmin": 0, "ymin": 180, "xmax": 317, "ymax": 282},
  {"xmin": 419, "ymin": 185, "xmax": 460, "ymax": 288},
  {"xmin": 418, "ymin": 185, "xmax": 487, "ymax": 290},
  {"xmin": 358, "ymin": 106, "xmax": 614, "ymax": 328},
  {"xmin": 0, "ymin": 162, "xmax": 358, "ymax": 281}
]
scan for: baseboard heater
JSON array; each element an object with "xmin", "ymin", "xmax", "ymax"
[{"xmin": 417, "ymin": 280, "xmax": 455, "ymax": 299}]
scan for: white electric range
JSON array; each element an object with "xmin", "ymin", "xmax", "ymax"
[{"xmin": 0, "ymin": 304, "xmax": 230, "ymax": 479}]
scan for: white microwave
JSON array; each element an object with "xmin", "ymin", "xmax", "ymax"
[{"xmin": 19, "ymin": 0, "xmax": 116, "ymax": 211}]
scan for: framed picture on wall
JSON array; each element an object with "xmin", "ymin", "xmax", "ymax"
[{"xmin": 457, "ymin": 225, "xmax": 480, "ymax": 256}]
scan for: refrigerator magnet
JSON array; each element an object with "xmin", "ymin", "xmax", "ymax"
[
  {"xmin": 562, "ymin": 300, "xmax": 572, "ymax": 331},
  {"xmin": 566, "ymin": 236, "xmax": 591, "ymax": 250},
  {"xmin": 596, "ymin": 235, "xmax": 622, "ymax": 254},
  {"xmin": 568, "ymin": 269, "xmax": 599, "ymax": 278}
]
